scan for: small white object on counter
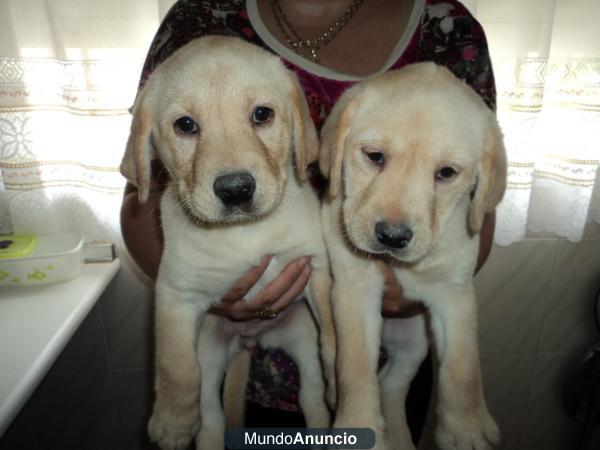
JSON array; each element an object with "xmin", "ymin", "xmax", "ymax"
[
  {"xmin": 0, "ymin": 234, "xmax": 84, "ymax": 286},
  {"xmin": 0, "ymin": 259, "xmax": 120, "ymax": 437}
]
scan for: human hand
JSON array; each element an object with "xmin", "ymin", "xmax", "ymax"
[{"xmin": 209, "ymin": 255, "xmax": 312, "ymax": 321}]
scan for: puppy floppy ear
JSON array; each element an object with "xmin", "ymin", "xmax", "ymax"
[
  {"xmin": 120, "ymin": 91, "xmax": 155, "ymax": 204},
  {"xmin": 288, "ymin": 75, "xmax": 319, "ymax": 182},
  {"xmin": 319, "ymin": 91, "xmax": 360, "ymax": 199},
  {"xmin": 468, "ymin": 115, "xmax": 507, "ymax": 234}
]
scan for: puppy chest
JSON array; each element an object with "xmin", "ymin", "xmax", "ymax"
[
  {"xmin": 394, "ymin": 265, "xmax": 470, "ymax": 303},
  {"xmin": 163, "ymin": 215, "xmax": 322, "ymax": 293}
]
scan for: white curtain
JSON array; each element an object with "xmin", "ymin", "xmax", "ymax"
[
  {"xmin": 0, "ymin": 0, "xmax": 164, "ymax": 246},
  {"xmin": 465, "ymin": 0, "xmax": 600, "ymax": 244},
  {"xmin": 1, "ymin": 0, "xmax": 598, "ymax": 247}
]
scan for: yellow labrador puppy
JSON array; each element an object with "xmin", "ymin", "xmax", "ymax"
[
  {"xmin": 121, "ymin": 36, "xmax": 335, "ymax": 450},
  {"xmin": 319, "ymin": 62, "xmax": 505, "ymax": 450}
]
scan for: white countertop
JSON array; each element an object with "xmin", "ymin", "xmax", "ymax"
[{"xmin": 0, "ymin": 260, "xmax": 120, "ymax": 437}]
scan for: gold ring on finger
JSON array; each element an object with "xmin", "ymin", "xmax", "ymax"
[{"xmin": 256, "ymin": 305, "xmax": 278, "ymax": 320}]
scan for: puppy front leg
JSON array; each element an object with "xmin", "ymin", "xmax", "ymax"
[
  {"xmin": 380, "ymin": 315, "xmax": 429, "ymax": 450},
  {"xmin": 148, "ymin": 283, "xmax": 206, "ymax": 450},
  {"xmin": 427, "ymin": 286, "xmax": 499, "ymax": 450},
  {"xmin": 308, "ymin": 266, "xmax": 337, "ymax": 410},
  {"xmin": 332, "ymin": 272, "xmax": 390, "ymax": 450},
  {"xmin": 195, "ymin": 315, "xmax": 231, "ymax": 450}
]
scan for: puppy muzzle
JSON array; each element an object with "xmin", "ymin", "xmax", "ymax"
[
  {"xmin": 213, "ymin": 171, "xmax": 256, "ymax": 212},
  {"xmin": 374, "ymin": 221, "xmax": 413, "ymax": 249}
]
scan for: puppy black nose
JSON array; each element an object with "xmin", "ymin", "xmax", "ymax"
[
  {"xmin": 213, "ymin": 172, "xmax": 256, "ymax": 206},
  {"xmin": 375, "ymin": 222, "xmax": 413, "ymax": 249}
]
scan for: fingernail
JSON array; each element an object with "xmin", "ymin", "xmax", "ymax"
[
  {"xmin": 300, "ymin": 256, "xmax": 312, "ymax": 267},
  {"xmin": 259, "ymin": 254, "xmax": 273, "ymax": 265}
]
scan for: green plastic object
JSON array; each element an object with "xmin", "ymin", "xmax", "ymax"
[{"xmin": 0, "ymin": 235, "xmax": 38, "ymax": 259}]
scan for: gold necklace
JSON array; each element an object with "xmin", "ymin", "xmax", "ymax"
[{"xmin": 271, "ymin": 0, "xmax": 364, "ymax": 63}]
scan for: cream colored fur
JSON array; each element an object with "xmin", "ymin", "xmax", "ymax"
[
  {"xmin": 120, "ymin": 36, "xmax": 335, "ymax": 450},
  {"xmin": 320, "ymin": 63, "xmax": 505, "ymax": 450}
]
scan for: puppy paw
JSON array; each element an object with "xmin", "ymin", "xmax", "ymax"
[
  {"xmin": 195, "ymin": 427, "xmax": 225, "ymax": 450},
  {"xmin": 333, "ymin": 417, "xmax": 390, "ymax": 450},
  {"xmin": 436, "ymin": 409, "xmax": 500, "ymax": 450},
  {"xmin": 148, "ymin": 405, "xmax": 200, "ymax": 450}
]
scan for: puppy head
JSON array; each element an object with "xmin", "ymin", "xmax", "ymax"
[
  {"xmin": 120, "ymin": 36, "xmax": 318, "ymax": 224},
  {"xmin": 320, "ymin": 63, "xmax": 506, "ymax": 262}
]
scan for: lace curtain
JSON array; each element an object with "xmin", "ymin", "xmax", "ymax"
[
  {"xmin": 1, "ymin": 0, "xmax": 598, "ymax": 247},
  {"xmin": 0, "ymin": 0, "xmax": 163, "ymax": 245},
  {"xmin": 464, "ymin": 0, "xmax": 600, "ymax": 244}
]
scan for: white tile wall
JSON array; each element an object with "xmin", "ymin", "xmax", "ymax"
[
  {"xmin": 584, "ymin": 222, "xmax": 600, "ymax": 239},
  {"xmin": 538, "ymin": 239, "xmax": 600, "ymax": 354},
  {"xmin": 477, "ymin": 237, "xmax": 599, "ymax": 449},
  {"xmin": 475, "ymin": 239, "xmax": 560, "ymax": 354},
  {"xmin": 29, "ymin": 370, "xmax": 124, "ymax": 450},
  {"xmin": 113, "ymin": 369, "xmax": 154, "ymax": 450},
  {"xmin": 99, "ymin": 260, "xmax": 155, "ymax": 370},
  {"xmin": 517, "ymin": 353, "xmax": 583, "ymax": 450},
  {"xmin": 480, "ymin": 354, "xmax": 537, "ymax": 450}
]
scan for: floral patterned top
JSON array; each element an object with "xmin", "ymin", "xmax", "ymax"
[{"xmin": 140, "ymin": 0, "xmax": 496, "ymax": 411}]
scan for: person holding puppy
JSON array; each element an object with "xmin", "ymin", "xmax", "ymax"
[{"xmin": 121, "ymin": 0, "xmax": 497, "ymax": 442}]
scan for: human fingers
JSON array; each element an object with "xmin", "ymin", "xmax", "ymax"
[
  {"xmin": 268, "ymin": 262, "xmax": 312, "ymax": 314},
  {"xmin": 209, "ymin": 301, "xmax": 255, "ymax": 322},
  {"xmin": 209, "ymin": 255, "xmax": 311, "ymax": 321},
  {"xmin": 221, "ymin": 255, "xmax": 273, "ymax": 304},
  {"xmin": 246, "ymin": 255, "xmax": 312, "ymax": 310}
]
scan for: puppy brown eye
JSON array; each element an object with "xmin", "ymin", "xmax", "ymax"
[
  {"xmin": 435, "ymin": 166, "xmax": 458, "ymax": 181},
  {"xmin": 362, "ymin": 148, "xmax": 385, "ymax": 167},
  {"xmin": 174, "ymin": 116, "xmax": 199, "ymax": 135},
  {"xmin": 252, "ymin": 106, "xmax": 274, "ymax": 125}
]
